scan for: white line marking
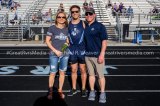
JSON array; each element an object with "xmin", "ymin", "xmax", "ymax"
[
  {"xmin": 0, "ymin": 48, "xmax": 159, "ymax": 50},
  {"xmin": 0, "ymin": 58, "xmax": 48, "ymax": 59},
  {"xmin": 106, "ymin": 57, "xmax": 160, "ymax": 59},
  {"xmin": 0, "ymin": 90, "xmax": 160, "ymax": 93},
  {"xmin": 1, "ymin": 65, "xmax": 159, "ymax": 66},
  {"xmin": 105, "ymin": 65, "xmax": 160, "ymax": 66},
  {"xmin": 0, "ymin": 75, "xmax": 160, "ymax": 77},
  {"xmin": 0, "ymin": 58, "xmax": 159, "ymax": 59},
  {"xmin": 0, "ymin": 49, "xmax": 48, "ymax": 50}
]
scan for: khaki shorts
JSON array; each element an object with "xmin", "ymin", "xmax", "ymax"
[{"xmin": 85, "ymin": 57, "xmax": 104, "ymax": 78}]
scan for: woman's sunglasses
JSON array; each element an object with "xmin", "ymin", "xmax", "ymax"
[{"xmin": 57, "ymin": 16, "xmax": 66, "ymax": 19}]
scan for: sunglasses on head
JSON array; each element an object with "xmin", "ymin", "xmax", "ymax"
[
  {"xmin": 85, "ymin": 12, "xmax": 94, "ymax": 16},
  {"xmin": 57, "ymin": 16, "xmax": 66, "ymax": 19},
  {"xmin": 71, "ymin": 11, "xmax": 79, "ymax": 14}
]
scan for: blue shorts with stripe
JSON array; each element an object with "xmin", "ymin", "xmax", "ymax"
[{"xmin": 69, "ymin": 45, "xmax": 85, "ymax": 64}]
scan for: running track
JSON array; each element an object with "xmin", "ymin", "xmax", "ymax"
[{"xmin": 0, "ymin": 46, "xmax": 160, "ymax": 106}]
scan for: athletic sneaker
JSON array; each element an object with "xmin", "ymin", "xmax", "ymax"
[
  {"xmin": 67, "ymin": 89, "xmax": 77, "ymax": 96},
  {"xmin": 81, "ymin": 89, "xmax": 87, "ymax": 97},
  {"xmin": 99, "ymin": 92, "xmax": 106, "ymax": 103},
  {"xmin": 88, "ymin": 90, "xmax": 96, "ymax": 101}
]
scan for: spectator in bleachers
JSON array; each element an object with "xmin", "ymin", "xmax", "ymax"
[
  {"xmin": 32, "ymin": 13, "xmax": 39, "ymax": 25},
  {"xmin": 48, "ymin": 8, "xmax": 52, "ymax": 15},
  {"xmin": 113, "ymin": 2, "xmax": 118, "ymax": 12},
  {"xmin": 127, "ymin": 6, "xmax": 133, "ymax": 17},
  {"xmin": 112, "ymin": 3, "xmax": 118, "ymax": 16},
  {"xmin": 83, "ymin": 0, "xmax": 88, "ymax": 11},
  {"xmin": 37, "ymin": 9, "xmax": 42, "ymax": 21},
  {"xmin": 10, "ymin": 0, "xmax": 14, "ymax": 11},
  {"xmin": 1, "ymin": 0, "xmax": 7, "ymax": 7},
  {"xmin": 14, "ymin": 1, "xmax": 20, "ymax": 10},
  {"xmin": 152, "ymin": 6, "xmax": 159, "ymax": 13},
  {"xmin": 108, "ymin": 0, "xmax": 112, "ymax": 7},
  {"xmin": 57, "ymin": 3, "xmax": 64, "ymax": 12},
  {"xmin": 8, "ymin": 0, "xmax": 12, "ymax": 9},
  {"xmin": 1, "ymin": 0, "xmax": 3, "ymax": 7},
  {"xmin": 48, "ymin": 8, "xmax": 53, "ymax": 21},
  {"xmin": 0, "ymin": 0, "xmax": 2, "ymax": 10},
  {"xmin": 105, "ymin": 0, "xmax": 112, "ymax": 8},
  {"xmin": 89, "ymin": 0, "xmax": 93, "ymax": 8},
  {"xmin": 45, "ymin": 12, "xmax": 52, "ymax": 23},
  {"xmin": 5, "ymin": 13, "xmax": 8, "ymax": 25},
  {"xmin": 10, "ymin": 7, "xmax": 18, "ymax": 25},
  {"xmin": 118, "ymin": 2, "xmax": 124, "ymax": 13}
]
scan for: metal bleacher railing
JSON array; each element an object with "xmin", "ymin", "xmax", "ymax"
[
  {"xmin": 0, "ymin": 0, "xmax": 159, "ymax": 45},
  {"xmin": 115, "ymin": 12, "xmax": 160, "ymax": 44},
  {"xmin": 105, "ymin": 0, "xmax": 160, "ymax": 44}
]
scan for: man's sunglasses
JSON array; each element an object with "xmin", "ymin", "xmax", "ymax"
[
  {"xmin": 71, "ymin": 11, "xmax": 79, "ymax": 14},
  {"xmin": 85, "ymin": 12, "xmax": 94, "ymax": 16},
  {"xmin": 57, "ymin": 16, "xmax": 66, "ymax": 19}
]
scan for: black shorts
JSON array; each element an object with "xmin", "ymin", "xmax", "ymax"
[
  {"xmin": 69, "ymin": 45, "xmax": 85, "ymax": 64},
  {"xmin": 69, "ymin": 53, "xmax": 85, "ymax": 64}
]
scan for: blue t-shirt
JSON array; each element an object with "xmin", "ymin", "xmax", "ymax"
[
  {"xmin": 84, "ymin": 21, "xmax": 108, "ymax": 57},
  {"xmin": 46, "ymin": 25, "xmax": 68, "ymax": 52}
]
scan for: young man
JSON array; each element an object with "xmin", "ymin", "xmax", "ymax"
[
  {"xmin": 84, "ymin": 8, "xmax": 108, "ymax": 103},
  {"xmin": 67, "ymin": 5, "xmax": 87, "ymax": 97}
]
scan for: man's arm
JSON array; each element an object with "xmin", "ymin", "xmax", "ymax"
[{"xmin": 98, "ymin": 40, "xmax": 107, "ymax": 64}]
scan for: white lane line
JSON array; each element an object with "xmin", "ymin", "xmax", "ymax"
[
  {"xmin": 0, "ymin": 58, "xmax": 48, "ymax": 59},
  {"xmin": 0, "ymin": 49, "xmax": 48, "ymax": 50},
  {"xmin": 106, "ymin": 90, "xmax": 160, "ymax": 93},
  {"xmin": 105, "ymin": 75, "xmax": 160, "ymax": 77},
  {"xmin": 0, "ymin": 75, "xmax": 160, "ymax": 77},
  {"xmin": 0, "ymin": 75, "xmax": 49, "ymax": 77},
  {"xmin": 0, "ymin": 58, "xmax": 159, "ymax": 59},
  {"xmin": 0, "ymin": 90, "xmax": 160, "ymax": 93},
  {"xmin": 0, "ymin": 48, "xmax": 159, "ymax": 50},
  {"xmin": 1, "ymin": 65, "xmax": 159, "ymax": 66},
  {"xmin": 106, "ymin": 57, "xmax": 160, "ymax": 59},
  {"xmin": 120, "ymin": 64, "xmax": 159, "ymax": 66}
]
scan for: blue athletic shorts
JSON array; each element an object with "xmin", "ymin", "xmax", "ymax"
[{"xmin": 69, "ymin": 45, "xmax": 85, "ymax": 64}]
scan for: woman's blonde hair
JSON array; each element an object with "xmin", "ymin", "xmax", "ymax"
[{"xmin": 55, "ymin": 11, "xmax": 68, "ymax": 27}]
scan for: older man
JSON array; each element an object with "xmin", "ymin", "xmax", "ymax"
[{"xmin": 84, "ymin": 8, "xmax": 108, "ymax": 103}]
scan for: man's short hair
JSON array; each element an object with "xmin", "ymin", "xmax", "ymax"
[{"xmin": 70, "ymin": 5, "xmax": 81, "ymax": 11}]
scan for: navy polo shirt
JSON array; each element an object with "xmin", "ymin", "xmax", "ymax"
[{"xmin": 84, "ymin": 21, "xmax": 108, "ymax": 57}]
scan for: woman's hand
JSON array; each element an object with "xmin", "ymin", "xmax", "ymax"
[{"xmin": 54, "ymin": 50, "xmax": 62, "ymax": 57}]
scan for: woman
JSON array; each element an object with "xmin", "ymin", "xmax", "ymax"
[{"xmin": 46, "ymin": 11, "xmax": 69, "ymax": 100}]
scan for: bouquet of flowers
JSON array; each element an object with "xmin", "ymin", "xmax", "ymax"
[{"xmin": 61, "ymin": 43, "xmax": 69, "ymax": 53}]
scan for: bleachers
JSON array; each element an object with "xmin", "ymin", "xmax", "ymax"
[
  {"xmin": 110, "ymin": 0, "xmax": 156, "ymax": 24},
  {"xmin": 42, "ymin": 0, "xmax": 83, "ymax": 14},
  {"xmin": 147, "ymin": 0, "xmax": 160, "ymax": 13},
  {"xmin": 0, "ymin": 0, "xmax": 158, "ymax": 25},
  {"xmin": 0, "ymin": 0, "xmax": 36, "ymax": 20},
  {"xmin": 42, "ymin": 0, "xmax": 113, "ymax": 24},
  {"xmin": 133, "ymin": 0, "xmax": 153, "ymax": 14},
  {"xmin": 0, "ymin": 0, "xmax": 159, "ymax": 41}
]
